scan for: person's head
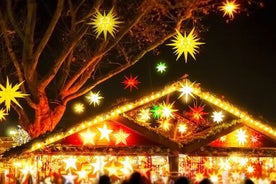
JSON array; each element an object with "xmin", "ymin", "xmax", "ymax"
[
  {"xmin": 174, "ymin": 176, "xmax": 189, "ymax": 184},
  {"xmin": 244, "ymin": 178, "xmax": 254, "ymax": 184},
  {"xmin": 129, "ymin": 172, "xmax": 148, "ymax": 184},
  {"xmin": 99, "ymin": 175, "xmax": 111, "ymax": 184},
  {"xmin": 199, "ymin": 178, "xmax": 212, "ymax": 184}
]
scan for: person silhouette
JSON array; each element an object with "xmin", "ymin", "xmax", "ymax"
[
  {"xmin": 199, "ymin": 178, "xmax": 212, "ymax": 184},
  {"xmin": 174, "ymin": 176, "xmax": 190, "ymax": 184},
  {"xmin": 98, "ymin": 175, "xmax": 111, "ymax": 184}
]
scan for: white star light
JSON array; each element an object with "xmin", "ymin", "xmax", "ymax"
[
  {"xmin": 62, "ymin": 172, "xmax": 77, "ymax": 184},
  {"xmin": 178, "ymin": 81, "xmax": 195, "ymax": 102},
  {"xmin": 85, "ymin": 91, "xmax": 103, "ymax": 106},
  {"xmin": 98, "ymin": 124, "xmax": 113, "ymax": 142},
  {"xmin": 211, "ymin": 111, "xmax": 224, "ymax": 123}
]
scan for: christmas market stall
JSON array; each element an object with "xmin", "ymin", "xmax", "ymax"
[{"xmin": 1, "ymin": 78, "xmax": 276, "ymax": 184}]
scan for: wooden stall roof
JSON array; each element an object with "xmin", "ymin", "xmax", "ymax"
[{"xmin": 2, "ymin": 78, "xmax": 276, "ymax": 159}]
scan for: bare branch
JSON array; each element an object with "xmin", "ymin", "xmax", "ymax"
[{"xmin": 7, "ymin": 0, "xmax": 24, "ymax": 40}]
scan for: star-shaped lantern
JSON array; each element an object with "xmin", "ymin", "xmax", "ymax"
[
  {"xmin": 85, "ymin": 91, "xmax": 103, "ymax": 106},
  {"xmin": 62, "ymin": 172, "xmax": 77, "ymax": 184},
  {"xmin": 72, "ymin": 102, "xmax": 85, "ymax": 114},
  {"xmin": 167, "ymin": 28, "xmax": 204, "ymax": 62},
  {"xmin": 178, "ymin": 81, "xmax": 195, "ymax": 102},
  {"xmin": 211, "ymin": 111, "xmax": 224, "ymax": 123},
  {"xmin": 98, "ymin": 124, "xmax": 113, "ymax": 142},
  {"xmin": 0, "ymin": 78, "xmax": 29, "ymax": 111},
  {"xmin": 88, "ymin": 8, "xmax": 122, "ymax": 40},
  {"xmin": 186, "ymin": 103, "xmax": 208, "ymax": 124},
  {"xmin": 156, "ymin": 62, "xmax": 167, "ymax": 73},
  {"xmin": 80, "ymin": 129, "xmax": 97, "ymax": 145},
  {"xmin": 122, "ymin": 74, "xmax": 140, "ymax": 92},
  {"xmin": 219, "ymin": 0, "xmax": 240, "ymax": 19},
  {"xmin": 0, "ymin": 108, "xmax": 8, "ymax": 121},
  {"xmin": 113, "ymin": 129, "xmax": 129, "ymax": 145}
]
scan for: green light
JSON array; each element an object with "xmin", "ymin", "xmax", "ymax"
[{"xmin": 156, "ymin": 62, "xmax": 167, "ymax": 73}]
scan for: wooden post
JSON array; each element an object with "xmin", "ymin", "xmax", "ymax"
[{"xmin": 169, "ymin": 155, "xmax": 179, "ymax": 181}]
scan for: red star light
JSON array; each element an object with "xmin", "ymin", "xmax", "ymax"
[
  {"xmin": 122, "ymin": 74, "xmax": 140, "ymax": 92},
  {"xmin": 186, "ymin": 103, "xmax": 208, "ymax": 124}
]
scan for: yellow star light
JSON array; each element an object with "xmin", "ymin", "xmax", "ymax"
[
  {"xmin": 98, "ymin": 124, "xmax": 113, "ymax": 142},
  {"xmin": 85, "ymin": 91, "xmax": 103, "ymax": 106},
  {"xmin": 236, "ymin": 129, "xmax": 248, "ymax": 145},
  {"xmin": 138, "ymin": 109, "xmax": 151, "ymax": 122},
  {"xmin": 75, "ymin": 170, "xmax": 90, "ymax": 181},
  {"xmin": 63, "ymin": 157, "xmax": 77, "ymax": 170},
  {"xmin": 211, "ymin": 111, "xmax": 224, "ymax": 123},
  {"xmin": 0, "ymin": 78, "xmax": 28, "ymax": 111},
  {"xmin": 106, "ymin": 161, "xmax": 119, "ymax": 176},
  {"xmin": 88, "ymin": 9, "xmax": 122, "ymax": 40},
  {"xmin": 0, "ymin": 108, "xmax": 8, "ymax": 121},
  {"xmin": 160, "ymin": 102, "xmax": 177, "ymax": 118},
  {"xmin": 178, "ymin": 123, "xmax": 187, "ymax": 134},
  {"xmin": 219, "ymin": 0, "xmax": 240, "ymax": 19},
  {"xmin": 113, "ymin": 129, "xmax": 129, "ymax": 145},
  {"xmin": 167, "ymin": 28, "xmax": 204, "ymax": 62},
  {"xmin": 91, "ymin": 156, "xmax": 106, "ymax": 174},
  {"xmin": 73, "ymin": 102, "xmax": 85, "ymax": 114},
  {"xmin": 80, "ymin": 129, "xmax": 97, "ymax": 145}
]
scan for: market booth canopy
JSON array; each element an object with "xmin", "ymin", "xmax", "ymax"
[{"xmin": 1, "ymin": 77, "xmax": 276, "ymax": 183}]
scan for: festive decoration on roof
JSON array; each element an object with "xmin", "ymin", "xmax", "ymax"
[
  {"xmin": 167, "ymin": 28, "xmax": 204, "ymax": 62},
  {"xmin": 88, "ymin": 9, "xmax": 122, "ymax": 40},
  {"xmin": 122, "ymin": 74, "xmax": 140, "ymax": 92},
  {"xmin": 186, "ymin": 103, "xmax": 208, "ymax": 124},
  {"xmin": 0, "ymin": 78, "xmax": 28, "ymax": 111},
  {"xmin": 211, "ymin": 111, "xmax": 224, "ymax": 123},
  {"xmin": 85, "ymin": 91, "xmax": 103, "ymax": 106},
  {"xmin": 219, "ymin": 0, "xmax": 240, "ymax": 19},
  {"xmin": 9, "ymin": 125, "xmax": 31, "ymax": 146},
  {"xmin": 156, "ymin": 62, "xmax": 167, "ymax": 73},
  {"xmin": 178, "ymin": 80, "xmax": 195, "ymax": 102},
  {"xmin": 0, "ymin": 108, "xmax": 8, "ymax": 121}
]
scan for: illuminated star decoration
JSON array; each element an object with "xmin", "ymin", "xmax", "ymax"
[
  {"xmin": 0, "ymin": 78, "xmax": 29, "ymax": 111},
  {"xmin": 156, "ymin": 62, "xmax": 167, "ymax": 73},
  {"xmin": 63, "ymin": 157, "xmax": 77, "ymax": 170},
  {"xmin": 98, "ymin": 124, "xmax": 113, "ymax": 141},
  {"xmin": 236, "ymin": 129, "xmax": 248, "ymax": 146},
  {"xmin": 62, "ymin": 172, "xmax": 77, "ymax": 184},
  {"xmin": 88, "ymin": 8, "xmax": 122, "ymax": 40},
  {"xmin": 211, "ymin": 111, "xmax": 224, "ymax": 123},
  {"xmin": 122, "ymin": 74, "xmax": 140, "ymax": 92},
  {"xmin": 85, "ymin": 91, "xmax": 103, "ymax": 106},
  {"xmin": 113, "ymin": 129, "xmax": 129, "ymax": 145},
  {"xmin": 167, "ymin": 28, "xmax": 204, "ymax": 62},
  {"xmin": 160, "ymin": 102, "xmax": 177, "ymax": 119},
  {"xmin": 0, "ymin": 108, "xmax": 8, "ymax": 121},
  {"xmin": 80, "ymin": 129, "xmax": 97, "ymax": 145},
  {"xmin": 151, "ymin": 105, "xmax": 162, "ymax": 119},
  {"xmin": 178, "ymin": 81, "xmax": 195, "ymax": 102},
  {"xmin": 186, "ymin": 103, "xmax": 208, "ymax": 124},
  {"xmin": 219, "ymin": 0, "xmax": 240, "ymax": 19},
  {"xmin": 72, "ymin": 102, "xmax": 85, "ymax": 114},
  {"xmin": 178, "ymin": 123, "xmax": 187, "ymax": 134},
  {"xmin": 137, "ymin": 109, "xmax": 151, "ymax": 122}
]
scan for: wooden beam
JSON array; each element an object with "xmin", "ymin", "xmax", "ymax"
[{"xmin": 113, "ymin": 116, "xmax": 183, "ymax": 151}]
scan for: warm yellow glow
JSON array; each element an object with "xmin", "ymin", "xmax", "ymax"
[
  {"xmin": 113, "ymin": 129, "xmax": 129, "ymax": 145},
  {"xmin": 236, "ymin": 129, "xmax": 248, "ymax": 145},
  {"xmin": 80, "ymin": 129, "xmax": 97, "ymax": 145},
  {"xmin": 106, "ymin": 161, "xmax": 119, "ymax": 176},
  {"xmin": 85, "ymin": 91, "xmax": 103, "ymax": 106},
  {"xmin": 211, "ymin": 111, "xmax": 224, "ymax": 123},
  {"xmin": 219, "ymin": 0, "xmax": 239, "ymax": 19},
  {"xmin": 63, "ymin": 157, "xmax": 77, "ymax": 170},
  {"xmin": 91, "ymin": 156, "xmax": 106, "ymax": 174},
  {"xmin": 178, "ymin": 123, "xmax": 187, "ymax": 134},
  {"xmin": 75, "ymin": 170, "xmax": 90, "ymax": 181},
  {"xmin": 98, "ymin": 124, "xmax": 113, "ymax": 141},
  {"xmin": 0, "ymin": 108, "xmax": 8, "ymax": 121},
  {"xmin": 167, "ymin": 28, "xmax": 204, "ymax": 62},
  {"xmin": 178, "ymin": 81, "xmax": 195, "ymax": 102},
  {"xmin": 209, "ymin": 173, "xmax": 219, "ymax": 183},
  {"xmin": 73, "ymin": 102, "xmax": 85, "ymax": 114},
  {"xmin": 194, "ymin": 173, "xmax": 204, "ymax": 182},
  {"xmin": 120, "ymin": 157, "xmax": 133, "ymax": 174},
  {"xmin": 0, "ymin": 78, "xmax": 29, "ymax": 111},
  {"xmin": 88, "ymin": 9, "xmax": 122, "ymax": 40},
  {"xmin": 247, "ymin": 165, "xmax": 254, "ymax": 173},
  {"xmin": 137, "ymin": 108, "xmax": 151, "ymax": 122},
  {"xmin": 160, "ymin": 102, "xmax": 177, "ymax": 118},
  {"xmin": 160, "ymin": 119, "xmax": 171, "ymax": 131}
]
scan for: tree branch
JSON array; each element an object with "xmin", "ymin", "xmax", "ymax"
[
  {"xmin": 32, "ymin": 0, "xmax": 64, "ymax": 77},
  {"xmin": 7, "ymin": 1, "xmax": 24, "ymax": 40}
]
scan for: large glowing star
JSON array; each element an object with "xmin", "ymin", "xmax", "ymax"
[
  {"xmin": 156, "ymin": 62, "xmax": 167, "ymax": 73},
  {"xmin": 122, "ymin": 74, "xmax": 140, "ymax": 92},
  {"xmin": 85, "ymin": 91, "xmax": 103, "ymax": 106},
  {"xmin": 167, "ymin": 28, "xmax": 204, "ymax": 62},
  {"xmin": 0, "ymin": 108, "xmax": 8, "ymax": 121},
  {"xmin": 113, "ymin": 129, "xmax": 129, "ymax": 145},
  {"xmin": 0, "ymin": 78, "xmax": 28, "ymax": 111},
  {"xmin": 160, "ymin": 102, "xmax": 177, "ymax": 118},
  {"xmin": 80, "ymin": 129, "xmax": 97, "ymax": 145},
  {"xmin": 219, "ymin": 0, "xmax": 239, "ymax": 19},
  {"xmin": 62, "ymin": 172, "xmax": 77, "ymax": 184},
  {"xmin": 236, "ymin": 129, "xmax": 247, "ymax": 145},
  {"xmin": 187, "ymin": 103, "xmax": 208, "ymax": 123},
  {"xmin": 98, "ymin": 124, "xmax": 113, "ymax": 141},
  {"xmin": 88, "ymin": 9, "xmax": 122, "ymax": 40},
  {"xmin": 178, "ymin": 81, "xmax": 195, "ymax": 102},
  {"xmin": 63, "ymin": 157, "xmax": 77, "ymax": 170}
]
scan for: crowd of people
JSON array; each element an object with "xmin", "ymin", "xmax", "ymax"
[{"xmin": 97, "ymin": 171, "xmax": 276, "ymax": 184}]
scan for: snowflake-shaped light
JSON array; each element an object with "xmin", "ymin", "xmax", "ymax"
[
  {"xmin": 0, "ymin": 108, "xmax": 8, "ymax": 121},
  {"xmin": 186, "ymin": 103, "xmax": 208, "ymax": 123},
  {"xmin": 211, "ymin": 111, "xmax": 224, "ymax": 123},
  {"xmin": 137, "ymin": 108, "xmax": 151, "ymax": 122},
  {"xmin": 88, "ymin": 8, "xmax": 122, "ymax": 40},
  {"xmin": 122, "ymin": 74, "xmax": 140, "ymax": 92},
  {"xmin": 85, "ymin": 91, "xmax": 103, "ymax": 106},
  {"xmin": 219, "ymin": 0, "xmax": 240, "ymax": 19},
  {"xmin": 72, "ymin": 102, "xmax": 85, "ymax": 114},
  {"xmin": 236, "ymin": 129, "xmax": 247, "ymax": 146},
  {"xmin": 156, "ymin": 62, "xmax": 167, "ymax": 73},
  {"xmin": 0, "ymin": 78, "xmax": 29, "ymax": 111},
  {"xmin": 167, "ymin": 28, "xmax": 204, "ymax": 62}
]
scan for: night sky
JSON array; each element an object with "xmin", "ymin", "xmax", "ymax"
[{"xmin": 1, "ymin": 0, "xmax": 276, "ymax": 136}]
